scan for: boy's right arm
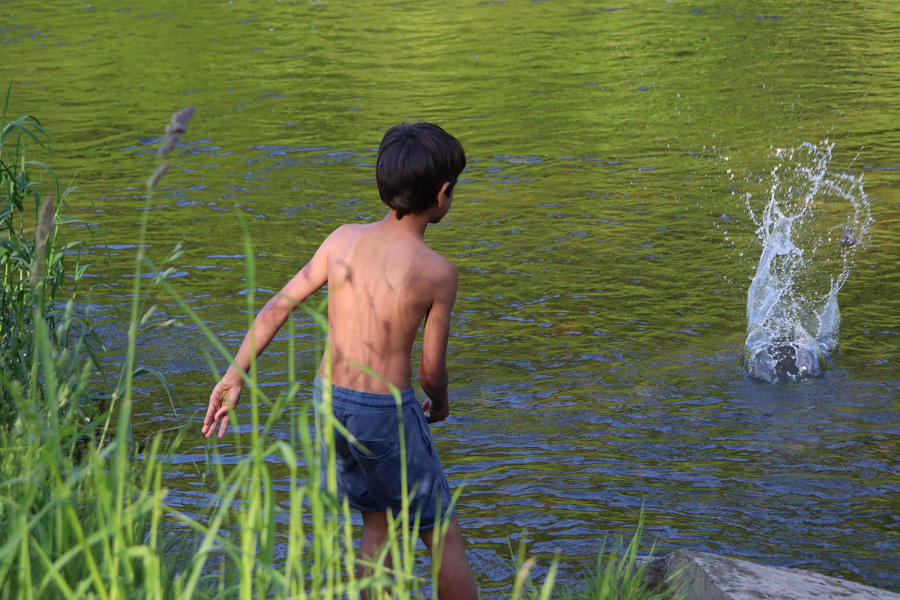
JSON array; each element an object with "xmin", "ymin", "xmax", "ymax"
[{"xmin": 202, "ymin": 231, "xmax": 337, "ymax": 438}]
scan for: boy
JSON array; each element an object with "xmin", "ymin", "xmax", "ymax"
[{"xmin": 202, "ymin": 122, "xmax": 477, "ymax": 599}]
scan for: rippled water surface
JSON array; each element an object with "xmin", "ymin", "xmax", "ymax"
[{"xmin": 4, "ymin": 0, "xmax": 899, "ymax": 594}]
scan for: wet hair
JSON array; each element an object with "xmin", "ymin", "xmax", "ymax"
[{"xmin": 376, "ymin": 122, "xmax": 466, "ymax": 219}]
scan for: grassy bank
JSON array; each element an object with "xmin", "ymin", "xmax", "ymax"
[{"xmin": 0, "ymin": 100, "xmax": 679, "ymax": 599}]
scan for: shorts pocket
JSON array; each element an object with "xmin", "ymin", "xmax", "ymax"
[{"xmin": 348, "ymin": 438, "xmax": 402, "ymax": 503}]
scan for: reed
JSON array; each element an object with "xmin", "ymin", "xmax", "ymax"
[
  {"xmin": 0, "ymin": 101, "xmax": 671, "ymax": 600},
  {"xmin": 550, "ymin": 513, "xmax": 683, "ymax": 600},
  {"xmin": 0, "ymin": 86, "xmax": 186, "ymax": 599},
  {"xmin": 0, "ymin": 84, "xmax": 102, "ymax": 433}
]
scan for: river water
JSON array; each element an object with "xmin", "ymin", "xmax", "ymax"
[{"xmin": 4, "ymin": 0, "xmax": 899, "ymax": 594}]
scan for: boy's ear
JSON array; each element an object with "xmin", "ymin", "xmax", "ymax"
[{"xmin": 436, "ymin": 182, "xmax": 451, "ymax": 206}]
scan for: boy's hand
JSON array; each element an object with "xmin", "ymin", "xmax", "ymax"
[
  {"xmin": 203, "ymin": 376, "xmax": 243, "ymax": 438},
  {"xmin": 422, "ymin": 398, "xmax": 449, "ymax": 424}
]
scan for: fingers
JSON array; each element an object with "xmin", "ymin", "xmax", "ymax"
[
  {"xmin": 422, "ymin": 398, "xmax": 444, "ymax": 423},
  {"xmin": 203, "ymin": 405, "xmax": 233, "ymax": 438},
  {"xmin": 211, "ymin": 404, "xmax": 230, "ymax": 438},
  {"xmin": 202, "ymin": 398, "xmax": 219, "ymax": 437},
  {"xmin": 421, "ymin": 397, "xmax": 450, "ymax": 423},
  {"xmin": 426, "ymin": 404, "xmax": 449, "ymax": 424},
  {"xmin": 217, "ymin": 413, "xmax": 230, "ymax": 438},
  {"xmin": 203, "ymin": 380, "xmax": 242, "ymax": 439},
  {"xmin": 202, "ymin": 410, "xmax": 220, "ymax": 438}
]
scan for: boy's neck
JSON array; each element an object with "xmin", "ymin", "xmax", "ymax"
[{"xmin": 381, "ymin": 209, "xmax": 430, "ymax": 238}]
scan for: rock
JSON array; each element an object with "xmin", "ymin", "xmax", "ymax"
[
  {"xmin": 642, "ymin": 550, "xmax": 900, "ymax": 600},
  {"xmin": 841, "ymin": 225, "xmax": 859, "ymax": 247}
]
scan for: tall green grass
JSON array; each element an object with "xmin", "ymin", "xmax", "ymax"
[
  {"xmin": 0, "ymin": 101, "xmax": 677, "ymax": 599},
  {"xmin": 545, "ymin": 513, "xmax": 684, "ymax": 600},
  {"xmin": 0, "ymin": 86, "xmax": 184, "ymax": 599},
  {"xmin": 0, "ymin": 84, "xmax": 105, "ymax": 433}
]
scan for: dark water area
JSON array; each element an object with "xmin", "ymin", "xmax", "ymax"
[{"xmin": 3, "ymin": 1, "xmax": 899, "ymax": 594}]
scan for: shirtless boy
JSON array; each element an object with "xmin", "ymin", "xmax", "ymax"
[{"xmin": 202, "ymin": 122, "xmax": 477, "ymax": 599}]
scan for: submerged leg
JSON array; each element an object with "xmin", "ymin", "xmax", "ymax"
[
  {"xmin": 420, "ymin": 516, "xmax": 477, "ymax": 600},
  {"xmin": 359, "ymin": 511, "xmax": 393, "ymax": 599}
]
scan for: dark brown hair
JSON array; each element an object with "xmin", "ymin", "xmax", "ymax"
[{"xmin": 376, "ymin": 122, "xmax": 466, "ymax": 219}]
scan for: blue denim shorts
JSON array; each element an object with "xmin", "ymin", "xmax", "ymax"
[{"xmin": 313, "ymin": 375, "xmax": 454, "ymax": 530}]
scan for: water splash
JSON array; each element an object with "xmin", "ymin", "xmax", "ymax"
[{"xmin": 742, "ymin": 141, "xmax": 873, "ymax": 383}]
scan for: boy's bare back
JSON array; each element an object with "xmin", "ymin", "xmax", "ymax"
[{"xmin": 322, "ymin": 218, "xmax": 457, "ymax": 396}]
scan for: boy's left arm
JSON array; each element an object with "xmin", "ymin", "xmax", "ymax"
[{"xmin": 419, "ymin": 265, "xmax": 458, "ymax": 424}]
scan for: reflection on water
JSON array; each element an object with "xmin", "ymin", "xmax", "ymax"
[{"xmin": 5, "ymin": 0, "xmax": 900, "ymax": 594}]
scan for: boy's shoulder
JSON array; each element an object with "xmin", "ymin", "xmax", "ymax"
[
  {"xmin": 330, "ymin": 222, "xmax": 455, "ymax": 268},
  {"xmin": 420, "ymin": 248, "xmax": 457, "ymax": 283},
  {"xmin": 327, "ymin": 222, "xmax": 365, "ymax": 240},
  {"xmin": 404, "ymin": 234, "xmax": 456, "ymax": 280},
  {"xmin": 318, "ymin": 222, "xmax": 369, "ymax": 254},
  {"xmin": 412, "ymin": 247, "xmax": 457, "ymax": 298}
]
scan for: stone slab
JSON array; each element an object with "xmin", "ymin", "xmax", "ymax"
[{"xmin": 643, "ymin": 550, "xmax": 900, "ymax": 600}]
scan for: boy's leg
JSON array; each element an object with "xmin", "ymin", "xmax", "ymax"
[
  {"xmin": 420, "ymin": 516, "xmax": 477, "ymax": 600},
  {"xmin": 360, "ymin": 511, "xmax": 393, "ymax": 599}
]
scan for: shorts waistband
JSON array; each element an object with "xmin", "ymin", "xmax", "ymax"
[{"xmin": 314, "ymin": 373, "xmax": 417, "ymax": 409}]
